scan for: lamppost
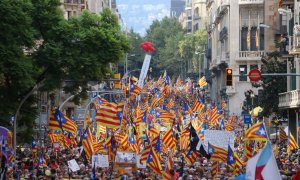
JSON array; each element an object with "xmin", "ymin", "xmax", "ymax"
[{"xmin": 195, "ymin": 51, "xmax": 205, "ymax": 79}]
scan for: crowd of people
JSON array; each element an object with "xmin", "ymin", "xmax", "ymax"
[
  {"xmin": 0, "ymin": 115, "xmax": 298, "ymax": 180},
  {"xmin": 1, "ymin": 76, "xmax": 300, "ymax": 180}
]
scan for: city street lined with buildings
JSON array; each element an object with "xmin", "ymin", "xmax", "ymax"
[{"xmin": 1, "ymin": 0, "xmax": 300, "ymax": 179}]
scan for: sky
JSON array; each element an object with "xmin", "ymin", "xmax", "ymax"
[{"xmin": 116, "ymin": 0, "xmax": 170, "ymax": 36}]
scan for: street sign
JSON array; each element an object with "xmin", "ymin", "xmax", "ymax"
[
  {"xmin": 244, "ymin": 114, "xmax": 252, "ymax": 124},
  {"xmin": 248, "ymin": 69, "xmax": 261, "ymax": 82}
]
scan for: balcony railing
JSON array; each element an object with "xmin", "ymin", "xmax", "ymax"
[
  {"xmin": 278, "ymin": 90, "xmax": 300, "ymax": 108},
  {"xmin": 237, "ymin": 51, "xmax": 265, "ymax": 61},
  {"xmin": 64, "ymin": 0, "xmax": 84, "ymax": 4},
  {"xmin": 288, "ymin": 35, "xmax": 300, "ymax": 54},
  {"xmin": 239, "ymin": 0, "xmax": 264, "ymax": 4}
]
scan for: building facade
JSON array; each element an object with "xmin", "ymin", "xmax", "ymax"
[
  {"xmin": 171, "ymin": 0, "xmax": 186, "ymax": 19},
  {"xmin": 60, "ymin": 0, "xmax": 119, "ymax": 20},
  {"xmin": 205, "ymin": 0, "xmax": 280, "ymax": 115},
  {"xmin": 278, "ymin": 0, "xmax": 300, "ymax": 144}
]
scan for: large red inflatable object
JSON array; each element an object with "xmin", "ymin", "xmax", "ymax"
[{"xmin": 140, "ymin": 41, "xmax": 156, "ymax": 53}]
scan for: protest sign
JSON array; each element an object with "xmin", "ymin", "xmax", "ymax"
[
  {"xmin": 92, "ymin": 154, "xmax": 109, "ymax": 168},
  {"xmin": 115, "ymin": 152, "xmax": 136, "ymax": 163},
  {"xmin": 67, "ymin": 159, "xmax": 80, "ymax": 172},
  {"xmin": 204, "ymin": 130, "xmax": 235, "ymax": 149},
  {"xmin": 136, "ymin": 155, "xmax": 146, "ymax": 169}
]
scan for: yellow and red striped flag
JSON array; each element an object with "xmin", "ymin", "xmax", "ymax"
[
  {"xmin": 48, "ymin": 109, "xmax": 77, "ymax": 135},
  {"xmin": 244, "ymin": 140, "xmax": 252, "ymax": 164},
  {"xmin": 129, "ymin": 81, "xmax": 142, "ymax": 96},
  {"xmin": 209, "ymin": 144, "xmax": 228, "ymax": 163},
  {"xmin": 162, "ymin": 128, "xmax": 176, "ymax": 152},
  {"xmin": 245, "ymin": 122, "xmax": 268, "ymax": 141},
  {"xmin": 287, "ymin": 132, "xmax": 299, "ymax": 151},
  {"xmin": 184, "ymin": 150, "xmax": 200, "ymax": 165},
  {"xmin": 192, "ymin": 96, "xmax": 205, "ymax": 113},
  {"xmin": 146, "ymin": 146, "xmax": 162, "ymax": 176},
  {"xmin": 279, "ymin": 127, "xmax": 288, "ymax": 141},
  {"xmin": 211, "ymin": 161, "xmax": 218, "ymax": 179},
  {"xmin": 82, "ymin": 126, "xmax": 94, "ymax": 160},
  {"xmin": 208, "ymin": 107, "xmax": 222, "ymax": 126},
  {"xmin": 198, "ymin": 76, "xmax": 207, "ymax": 88},
  {"xmin": 96, "ymin": 102, "xmax": 120, "ymax": 129},
  {"xmin": 162, "ymin": 152, "xmax": 173, "ymax": 180}
]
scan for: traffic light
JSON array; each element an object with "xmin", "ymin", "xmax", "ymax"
[
  {"xmin": 226, "ymin": 68, "xmax": 233, "ymax": 86},
  {"xmin": 114, "ymin": 73, "xmax": 121, "ymax": 89},
  {"xmin": 278, "ymin": 0, "xmax": 282, "ymax": 8}
]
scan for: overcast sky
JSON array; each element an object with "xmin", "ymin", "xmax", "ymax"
[{"xmin": 116, "ymin": 0, "xmax": 170, "ymax": 36}]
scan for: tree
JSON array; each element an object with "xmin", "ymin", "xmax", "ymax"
[
  {"xmin": 0, "ymin": 0, "xmax": 129, "ymax": 143},
  {"xmin": 254, "ymin": 51, "xmax": 287, "ymax": 117},
  {"xmin": 179, "ymin": 29, "xmax": 206, "ymax": 79},
  {"xmin": 119, "ymin": 29, "xmax": 145, "ymax": 77},
  {"xmin": 145, "ymin": 17, "xmax": 184, "ymax": 77},
  {"xmin": 0, "ymin": 0, "xmax": 37, "ymax": 142}
]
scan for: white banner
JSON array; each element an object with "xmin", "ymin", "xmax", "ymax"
[
  {"xmin": 92, "ymin": 154, "xmax": 109, "ymax": 168},
  {"xmin": 67, "ymin": 159, "xmax": 80, "ymax": 172},
  {"xmin": 115, "ymin": 152, "xmax": 136, "ymax": 163},
  {"xmin": 204, "ymin": 130, "xmax": 235, "ymax": 149},
  {"xmin": 136, "ymin": 155, "xmax": 146, "ymax": 169},
  {"xmin": 138, "ymin": 54, "xmax": 151, "ymax": 88}
]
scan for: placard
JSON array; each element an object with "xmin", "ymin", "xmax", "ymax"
[
  {"xmin": 115, "ymin": 152, "xmax": 136, "ymax": 163},
  {"xmin": 53, "ymin": 142, "xmax": 60, "ymax": 152},
  {"xmin": 204, "ymin": 130, "xmax": 235, "ymax": 149},
  {"xmin": 136, "ymin": 155, "xmax": 146, "ymax": 169},
  {"xmin": 67, "ymin": 159, "xmax": 80, "ymax": 172},
  {"xmin": 92, "ymin": 154, "xmax": 109, "ymax": 168},
  {"xmin": 138, "ymin": 54, "xmax": 151, "ymax": 88}
]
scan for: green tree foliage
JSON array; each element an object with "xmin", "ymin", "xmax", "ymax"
[
  {"xmin": 120, "ymin": 29, "xmax": 145, "ymax": 77},
  {"xmin": 0, "ymin": 0, "xmax": 129, "ymax": 143},
  {"xmin": 145, "ymin": 17, "xmax": 184, "ymax": 77},
  {"xmin": 179, "ymin": 29, "xmax": 206, "ymax": 77},
  {"xmin": 254, "ymin": 51, "xmax": 287, "ymax": 117}
]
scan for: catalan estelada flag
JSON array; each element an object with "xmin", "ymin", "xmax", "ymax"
[
  {"xmin": 162, "ymin": 127, "xmax": 176, "ymax": 151},
  {"xmin": 146, "ymin": 146, "xmax": 162, "ymax": 176},
  {"xmin": 129, "ymin": 80, "xmax": 142, "ymax": 96},
  {"xmin": 96, "ymin": 102, "xmax": 120, "ymax": 129},
  {"xmin": 48, "ymin": 109, "xmax": 77, "ymax": 135},
  {"xmin": 184, "ymin": 149, "xmax": 200, "ymax": 165},
  {"xmin": 81, "ymin": 126, "xmax": 94, "ymax": 160},
  {"xmin": 208, "ymin": 143, "xmax": 227, "ymax": 163},
  {"xmin": 245, "ymin": 122, "xmax": 268, "ymax": 141},
  {"xmin": 208, "ymin": 107, "xmax": 222, "ymax": 126},
  {"xmin": 192, "ymin": 96, "xmax": 205, "ymax": 113}
]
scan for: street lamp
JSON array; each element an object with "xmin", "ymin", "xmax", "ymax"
[{"xmin": 195, "ymin": 51, "xmax": 205, "ymax": 79}]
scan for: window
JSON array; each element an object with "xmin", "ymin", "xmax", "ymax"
[
  {"xmin": 260, "ymin": 28, "xmax": 264, "ymax": 50},
  {"xmin": 241, "ymin": 27, "xmax": 248, "ymax": 51},
  {"xmin": 240, "ymin": 8, "xmax": 264, "ymax": 51},
  {"xmin": 250, "ymin": 64, "xmax": 258, "ymax": 70},
  {"xmin": 250, "ymin": 27, "xmax": 258, "ymax": 51},
  {"xmin": 67, "ymin": 11, "xmax": 72, "ymax": 20},
  {"xmin": 239, "ymin": 65, "xmax": 247, "ymax": 81}
]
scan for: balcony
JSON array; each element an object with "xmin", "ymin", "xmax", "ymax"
[
  {"xmin": 288, "ymin": 35, "xmax": 300, "ymax": 55},
  {"xmin": 236, "ymin": 51, "xmax": 265, "ymax": 61},
  {"xmin": 63, "ymin": 0, "xmax": 84, "ymax": 4},
  {"xmin": 278, "ymin": 90, "xmax": 300, "ymax": 108},
  {"xmin": 239, "ymin": 0, "xmax": 264, "ymax": 5}
]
